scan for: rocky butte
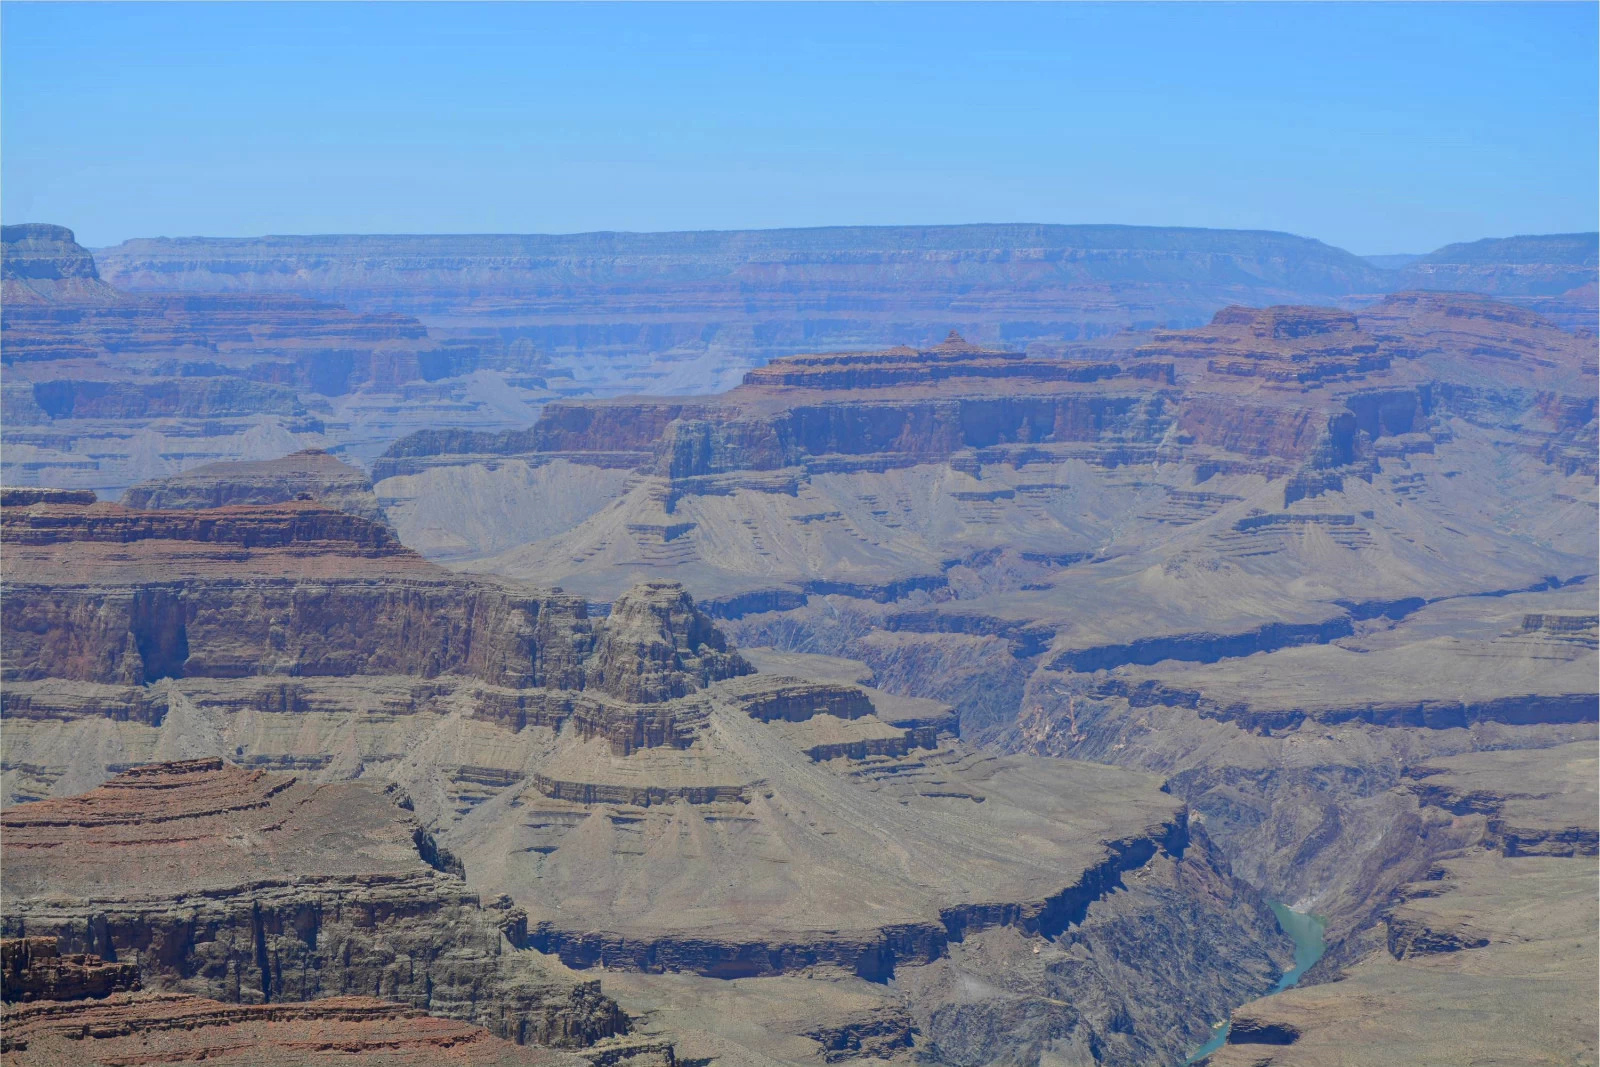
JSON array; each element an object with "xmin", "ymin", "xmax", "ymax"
[{"xmin": 0, "ymin": 489, "xmax": 1297, "ymax": 1065}]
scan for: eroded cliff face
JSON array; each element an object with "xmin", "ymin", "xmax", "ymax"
[
  {"xmin": 1, "ymin": 226, "xmax": 556, "ymax": 495},
  {"xmin": 1, "ymin": 989, "xmax": 597, "ymax": 1067},
  {"xmin": 91, "ymin": 226, "xmax": 1393, "ymax": 360},
  {"xmin": 121, "ymin": 449, "xmax": 388, "ymax": 521},
  {"xmin": 0, "ymin": 759, "xmax": 630, "ymax": 1048},
  {"xmin": 0, "ymin": 496, "xmax": 751, "ymax": 697}
]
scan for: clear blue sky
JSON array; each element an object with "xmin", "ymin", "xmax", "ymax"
[{"xmin": 3, "ymin": 2, "xmax": 1595, "ymax": 253}]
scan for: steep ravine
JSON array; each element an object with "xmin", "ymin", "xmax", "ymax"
[{"xmin": 723, "ymin": 589, "xmax": 1599, "ymax": 1047}]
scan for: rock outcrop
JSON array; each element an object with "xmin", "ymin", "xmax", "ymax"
[
  {"xmin": 1, "ymin": 224, "xmax": 124, "ymax": 305},
  {"xmin": 1, "ymin": 992, "xmax": 595, "ymax": 1066},
  {"xmin": 122, "ymin": 448, "xmax": 387, "ymax": 521},
  {"xmin": 0, "ymin": 496, "xmax": 748, "ymax": 695},
  {"xmin": 0, "ymin": 759, "xmax": 629, "ymax": 1047},
  {"xmin": 1, "ymin": 938, "xmax": 140, "ymax": 1003}
]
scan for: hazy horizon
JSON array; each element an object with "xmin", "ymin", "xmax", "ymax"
[
  {"xmin": 15, "ymin": 220, "xmax": 1591, "ymax": 261},
  {"xmin": 4, "ymin": 2, "xmax": 1596, "ymax": 253}
]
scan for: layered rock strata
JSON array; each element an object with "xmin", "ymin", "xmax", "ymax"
[
  {"xmin": 1, "ymin": 938, "xmax": 140, "ymax": 1002},
  {"xmin": 92, "ymin": 226, "xmax": 1396, "ymax": 377},
  {"xmin": 1, "ymin": 225, "xmax": 555, "ymax": 494},
  {"xmin": 122, "ymin": 449, "xmax": 387, "ymax": 521},
  {"xmin": 1, "ymin": 992, "xmax": 596, "ymax": 1067},
  {"xmin": 0, "ymin": 495, "xmax": 747, "ymax": 697},
  {"xmin": 0, "ymin": 759, "xmax": 630, "ymax": 1047},
  {"xmin": 90, "ymin": 227, "xmax": 1597, "ymax": 384}
]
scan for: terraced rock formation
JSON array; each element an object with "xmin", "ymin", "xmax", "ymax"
[
  {"xmin": 380, "ymin": 295, "xmax": 1593, "ymax": 613},
  {"xmin": 0, "ymin": 936, "xmax": 615, "ymax": 1066},
  {"xmin": 2, "ymin": 992, "xmax": 593, "ymax": 1067},
  {"xmin": 91, "ymin": 227, "xmax": 1596, "ymax": 391},
  {"xmin": 0, "ymin": 758, "xmax": 631, "ymax": 1048},
  {"xmin": 7, "ymin": 221, "xmax": 1596, "ymax": 1064},
  {"xmin": 90, "ymin": 226, "xmax": 1393, "ymax": 388},
  {"xmin": 121, "ymin": 448, "xmax": 387, "ymax": 521},
  {"xmin": 1, "ymin": 225, "xmax": 556, "ymax": 494}
]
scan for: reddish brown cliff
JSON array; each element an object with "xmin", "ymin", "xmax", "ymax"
[{"xmin": 0, "ymin": 759, "xmax": 630, "ymax": 1048}]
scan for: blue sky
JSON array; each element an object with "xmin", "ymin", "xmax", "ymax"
[{"xmin": 3, "ymin": 2, "xmax": 1595, "ymax": 253}]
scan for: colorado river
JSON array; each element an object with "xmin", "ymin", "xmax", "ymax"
[{"xmin": 1185, "ymin": 902, "xmax": 1327, "ymax": 1063}]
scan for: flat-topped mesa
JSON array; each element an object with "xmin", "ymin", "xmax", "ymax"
[
  {"xmin": 0, "ymin": 759, "xmax": 631, "ymax": 1048},
  {"xmin": 737, "ymin": 331, "xmax": 1171, "ymax": 392},
  {"xmin": 1, "ymin": 490, "xmax": 744, "ymax": 705},
  {"xmin": 0, "ymin": 498, "xmax": 403, "ymax": 553},
  {"xmin": 0, "ymin": 487, "xmax": 99, "ymax": 508},
  {"xmin": 121, "ymin": 449, "xmax": 386, "ymax": 522},
  {"xmin": 0, "ymin": 224, "xmax": 124, "ymax": 305},
  {"xmin": 1135, "ymin": 304, "xmax": 1393, "ymax": 384},
  {"xmin": 377, "ymin": 338, "xmax": 1179, "ymax": 485}
]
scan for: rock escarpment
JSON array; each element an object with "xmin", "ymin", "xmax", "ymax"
[
  {"xmin": 90, "ymin": 226, "xmax": 1597, "ymax": 379},
  {"xmin": 0, "ymin": 759, "xmax": 630, "ymax": 1048},
  {"xmin": 121, "ymin": 448, "xmax": 387, "ymax": 521},
  {"xmin": 92, "ymin": 226, "xmax": 1394, "ymax": 369},
  {"xmin": 0, "ymin": 494, "xmax": 748, "ymax": 696},
  {"xmin": 1, "ymin": 991, "xmax": 594, "ymax": 1067},
  {"xmin": 0, "ymin": 935, "xmax": 606, "ymax": 1067},
  {"xmin": 1, "ymin": 225, "xmax": 554, "ymax": 495}
]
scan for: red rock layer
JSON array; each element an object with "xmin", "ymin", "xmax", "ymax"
[
  {"xmin": 0, "ymin": 992, "xmax": 584, "ymax": 1065},
  {"xmin": 1, "ymin": 495, "xmax": 747, "ymax": 698},
  {"xmin": 1, "ymin": 939, "xmax": 140, "ymax": 1003},
  {"xmin": 1, "ymin": 761, "xmax": 632, "ymax": 1048}
]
